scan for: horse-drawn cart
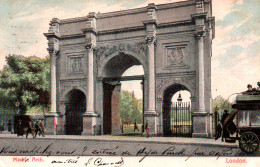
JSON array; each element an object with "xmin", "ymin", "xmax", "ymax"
[{"xmin": 216, "ymin": 85, "xmax": 260, "ymax": 154}]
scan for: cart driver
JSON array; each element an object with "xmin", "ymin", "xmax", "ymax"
[
  {"xmin": 221, "ymin": 110, "xmax": 229, "ymax": 124},
  {"xmin": 221, "ymin": 110, "xmax": 230, "ymax": 141}
]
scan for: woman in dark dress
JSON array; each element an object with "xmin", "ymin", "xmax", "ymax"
[
  {"xmin": 17, "ymin": 120, "xmax": 24, "ymax": 136},
  {"xmin": 7, "ymin": 120, "xmax": 12, "ymax": 133}
]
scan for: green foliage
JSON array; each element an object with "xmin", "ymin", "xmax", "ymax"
[
  {"xmin": 120, "ymin": 90, "xmax": 143, "ymax": 124},
  {"xmin": 26, "ymin": 105, "xmax": 48, "ymax": 114},
  {"xmin": 212, "ymin": 96, "xmax": 232, "ymax": 113},
  {"xmin": 0, "ymin": 55, "xmax": 50, "ymax": 114}
]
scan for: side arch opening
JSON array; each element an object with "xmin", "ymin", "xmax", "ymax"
[
  {"xmin": 65, "ymin": 89, "xmax": 86, "ymax": 135},
  {"xmin": 163, "ymin": 84, "xmax": 192, "ymax": 137}
]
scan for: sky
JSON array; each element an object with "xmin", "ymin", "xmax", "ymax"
[{"xmin": 0, "ymin": 0, "xmax": 259, "ymax": 100}]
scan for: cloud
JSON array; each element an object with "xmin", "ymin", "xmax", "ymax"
[{"xmin": 211, "ymin": 0, "xmax": 260, "ymax": 98}]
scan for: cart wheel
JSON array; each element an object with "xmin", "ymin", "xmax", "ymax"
[{"xmin": 239, "ymin": 132, "xmax": 259, "ymax": 154}]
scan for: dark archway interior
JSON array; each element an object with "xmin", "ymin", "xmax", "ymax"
[
  {"xmin": 163, "ymin": 84, "xmax": 189, "ymax": 136},
  {"xmin": 103, "ymin": 53, "xmax": 141, "ymax": 77},
  {"xmin": 65, "ymin": 89, "xmax": 86, "ymax": 135}
]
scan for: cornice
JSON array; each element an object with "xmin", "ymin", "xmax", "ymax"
[
  {"xmin": 60, "ymin": 17, "xmax": 88, "ymax": 24},
  {"xmin": 156, "ymin": 71, "xmax": 196, "ymax": 78},
  {"xmin": 59, "ymin": 20, "xmax": 196, "ymax": 40},
  {"xmin": 60, "ymin": 34, "xmax": 85, "ymax": 40},
  {"xmin": 191, "ymin": 12, "xmax": 208, "ymax": 22},
  {"xmin": 59, "ymin": 0, "xmax": 196, "ymax": 25},
  {"xmin": 44, "ymin": 32, "xmax": 61, "ymax": 39},
  {"xmin": 157, "ymin": 20, "xmax": 193, "ymax": 28},
  {"xmin": 97, "ymin": 26, "xmax": 145, "ymax": 35}
]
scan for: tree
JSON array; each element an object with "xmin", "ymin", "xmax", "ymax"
[
  {"xmin": 120, "ymin": 90, "xmax": 142, "ymax": 123},
  {"xmin": 130, "ymin": 92, "xmax": 142, "ymax": 124},
  {"xmin": 212, "ymin": 96, "xmax": 232, "ymax": 113},
  {"xmin": 120, "ymin": 90, "xmax": 132, "ymax": 121},
  {"xmin": 0, "ymin": 55, "xmax": 51, "ymax": 114}
]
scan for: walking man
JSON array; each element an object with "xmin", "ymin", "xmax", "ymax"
[
  {"xmin": 134, "ymin": 119, "xmax": 139, "ymax": 132},
  {"xmin": 34, "ymin": 120, "xmax": 42, "ymax": 138},
  {"xmin": 0, "ymin": 120, "xmax": 3, "ymax": 133},
  {"xmin": 7, "ymin": 120, "xmax": 12, "ymax": 134},
  {"xmin": 26, "ymin": 121, "xmax": 34, "ymax": 138},
  {"xmin": 145, "ymin": 120, "xmax": 150, "ymax": 138},
  {"xmin": 39, "ymin": 120, "xmax": 45, "ymax": 137}
]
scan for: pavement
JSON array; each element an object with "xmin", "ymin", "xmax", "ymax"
[{"xmin": 0, "ymin": 130, "xmax": 238, "ymax": 148}]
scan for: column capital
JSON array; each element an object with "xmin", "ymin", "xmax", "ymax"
[
  {"xmin": 44, "ymin": 34, "xmax": 60, "ymax": 55},
  {"xmin": 146, "ymin": 37, "xmax": 156, "ymax": 45},
  {"xmin": 85, "ymin": 43, "xmax": 96, "ymax": 50},
  {"xmin": 194, "ymin": 30, "xmax": 206, "ymax": 39},
  {"xmin": 47, "ymin": 48, "xmax": 60, "ymax": 57}
]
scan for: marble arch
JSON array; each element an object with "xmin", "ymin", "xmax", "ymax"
[{"xmin": 44, "ymin": 0, "xmax": 215, "ymax": 138}]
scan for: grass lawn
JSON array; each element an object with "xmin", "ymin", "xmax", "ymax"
[{"xmin": 121, "ymin": 124, "xmax": 143, "ymax": 136}]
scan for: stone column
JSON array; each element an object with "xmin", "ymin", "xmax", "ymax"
[
  {"xmin": 44, "ymin": 18, "xmax": 61, "ymax": 135},
  {"xmin": 50, "ymin": 50, "xmax": 57, "ymax": 113},
  {"xmin": 147, "ymin": 38, "xmax": 156, "ymax": 114},
  {"xmin": 82, "ymin": 12, "xmax": 98, "ymax": 135},
  {"xmin": 191, "ymin": 0, "xmax": 209, "ymax": 138},
  {"xmin": 86, "ymin": 45, "xmax": 94, "ymax": 114},
  {"xmin": 197, "ymin": 34, "xmax": 206, "ymax": 113},
  {"xmin": 142, "ymin": 3, "xmax": 158, "ymax": 135}
]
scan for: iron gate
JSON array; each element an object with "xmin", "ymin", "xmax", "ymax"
[
  {"xmin": 65, "ymin": 103, "xmax": 85, "ymax": 135},
  {"xmin": 170, "ymin": 102, "xmax": 192, "ymax": 137}
]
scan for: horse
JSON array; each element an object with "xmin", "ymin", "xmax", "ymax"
[{"xmin": 123, "ymin": 120, "xmax": 131, "ymax": 127}]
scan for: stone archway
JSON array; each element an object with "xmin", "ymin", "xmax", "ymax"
[
  {"xmin": 101, "ymin": 52, "xmax": 145, "ymax": 135},
  {"xmin": 163, "ymin": 84, "xmax": 192, "ymax": 137},
  {"xmin": 65, "ymin": 89, "xmax": 86, "ymax": 135},
  {"xmin": 45, "ymin": 1, "xmax": 214, "ymax": 137}
]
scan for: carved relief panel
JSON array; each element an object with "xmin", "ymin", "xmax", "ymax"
[
  {"xmin": 163, "ymin": 42, "xmax": 189, "ymax": 69},
  {"xmin": 167, "ymin": 47, "xmax": 184, "ymax": 66},
  {"xmin": 67, "ymin": 54, "xmax": 84, "ymax": 75}
]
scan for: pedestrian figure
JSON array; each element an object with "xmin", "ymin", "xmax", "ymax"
[
  {"xmin": 221, "ymin": 110, "xmax": 230, "ymax": 142},
  {"xmin": 145, "ymin": 120, "xmax": 150, "ymax": 138},
  {"xmin": 7, "ymin": 120, "xmax": 12, "ymax": 133},
  {"xmin": 39, "ymin": 120, "xmax": 45, "ymax": 137},
  {"xmin": 34, "ymin": 120, "xmax": 42, "ymax": 138},
  {"xmin": 121, "ymin": 120, "xmax": 124, "ymax": 133},
  {"xmin": 26, "ymin": 121, "xmax": 34, "ymax": 138},
  {"xmin": 17, "ymin": 120, "xmax": 24, "ymax": 137},
  {"xmin": 134, "ymin": 119, "xmax": 139, "ymax": 132},
  {"xmin": 0, "ymin": 121, "xmax": 3, "ymax": 133}
]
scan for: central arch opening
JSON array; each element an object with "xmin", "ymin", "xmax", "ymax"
[{"xmin": 102, "ymin": 52, "xmax": 144, "ymax": 135}]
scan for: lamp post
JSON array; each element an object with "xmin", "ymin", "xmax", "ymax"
[
  {"xmin": 177, "ymin": 92, "xmax": 183, "ymax": 107},
  {"xmin": 116, "ymin": 81, "xmax": 121, "ymax": 92}
]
